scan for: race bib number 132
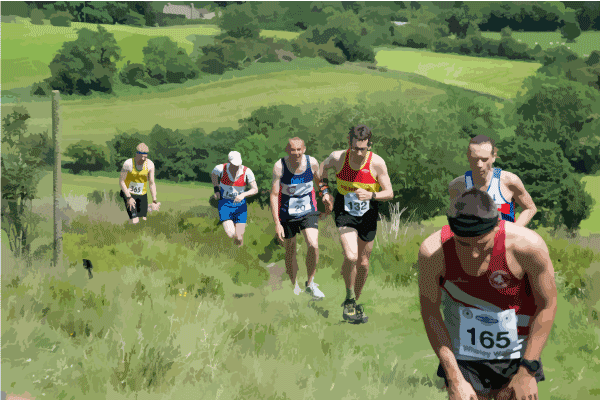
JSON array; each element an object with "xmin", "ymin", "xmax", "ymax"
[{"xmin": 344, "ymin": 192, "xmax": 369, "ymax": 217}]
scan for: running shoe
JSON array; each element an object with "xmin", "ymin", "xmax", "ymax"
[
  {"xmin": 305, "ymin": 280, "xmax": 325, "ymax": 299},
  {"xmin": 355, "ymin": 304, "xmax": 368, "ymax": 324},
  {"xmin": 293, "ymin": 282, "xmax": 302, "ymax": 295},
  {"xmin": 342, "ymin": 298, "xmax": 358, "ymax": 322}
]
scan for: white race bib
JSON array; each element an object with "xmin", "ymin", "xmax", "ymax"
[
  {"xmin": 223, "ymin": 188, "xmax": 239, "ymax": 200},
  {"xmin": 128, "ymin": 182, "xmax": 144, "ymax": 195},
  {"xmin": 344, "ymin": 192, "xmax": 370, "ymax": 217},
  {"xmin": 458, "ymin": 306, "xmax": 519, "ymax": 360},
  {"xmin": 289, "ymin": 196, "xmax": 311, "ymax": 216}
]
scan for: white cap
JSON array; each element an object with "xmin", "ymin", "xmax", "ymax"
[{"xmin": 228, "ymin": 151, "xmax": 242, "ymax": 166}]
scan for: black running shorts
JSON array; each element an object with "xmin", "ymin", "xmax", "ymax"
[
  {"xmin": 120, "ymin": 190, "xmax": 148, "ymax": 219},
  {"xmin": 333, "ymin": 193, "xmax": 380, "ymax": 242},
  {"xmin": 280, "ymin": 213, "xmax": 319, "ymax": 239},
  {"xmin": 436, "ymin": 359, "xmax": 545, "ymax": 395}
]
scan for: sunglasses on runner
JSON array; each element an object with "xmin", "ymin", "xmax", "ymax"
[{"xmin": 137, "ymin": 151, "xmax": 148, "ymax": 155}]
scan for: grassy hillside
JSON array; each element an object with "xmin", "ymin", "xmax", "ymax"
[
  {"xmin": 375, "ymin": 47, "xmax": 541, "ymax": 99},
  {"xmin": 2, "ymin": 59, "xmax": 447, "ymax": 151},
  {"xmin": 481, "ymin": 31, "xmax": 600, "ymax": 57},
  {"xmin": 2, "ymin": 196, "xmax": 599, "ymax": 399},
  {"xmin": 1, "ymin": 18, "xmax": 220, "ymax": 90}
]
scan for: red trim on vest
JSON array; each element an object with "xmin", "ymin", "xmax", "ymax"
[
  {"xmin": 336, "ymin": 150, "xmax": 377, "ymax": 184},
  {"xmin": 220, "ymin": 164, "xmax": 247, "ymax": 186},
  {"xmin": 440, "ymin": 220, "xmax": 537, "ymax": 319}
]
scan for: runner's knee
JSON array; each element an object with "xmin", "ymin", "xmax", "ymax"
[{"xmin": 344, "ymin": 252, "xmax": 359, "ymax": 264}]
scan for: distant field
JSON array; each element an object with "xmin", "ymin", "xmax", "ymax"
[
  {"xmin": 375, "ymin": 47, "xmax": 541, "ymax": 99},
  {"xmin": 35, "ymin": 170, "xmax": 213, "ymax": 212},
  {"xmin": 2, "ymin": 59, "xmax": 446, "ymax": 151},
  {"xmin": 580, "ymin": 173, "xmax": 600, "ymax": 237},
  {"xmin": 260, "ymin": 29, "xmax": 301, "ymax": 41},
  {"xmin": 481, "ymin": 31, "xmax": 600, "ymax": 57},
  {"xmin": 1, "ymin": 19, "xmax": 220, "ymax": 90}
]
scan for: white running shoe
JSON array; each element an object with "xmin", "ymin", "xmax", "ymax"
[
  {"xmin": 305, "ymin": 280, "xmax": 325, "ymax": 299},
  {"xmin": 293, "ymin": 282, "xmax": 302, "ymax": 295}
]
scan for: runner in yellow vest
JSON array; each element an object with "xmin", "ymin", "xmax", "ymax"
[{"xmin": 118, "ymin": 143, "xmax": 160, "ymax": 224}]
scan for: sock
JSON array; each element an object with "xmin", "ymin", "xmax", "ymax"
[{"xmin": 346, "ymin": 288, "xmax": 354, "ymax": 300}]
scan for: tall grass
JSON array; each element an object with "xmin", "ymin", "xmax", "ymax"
[{"xmin": 2, "ymin": 197, "xmax": 600, "ymax": 399}]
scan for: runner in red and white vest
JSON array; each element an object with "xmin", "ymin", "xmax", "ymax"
[
  {"xmin": 419, "ymin": 188, "xmax": 557, "ymax": 400},
  {"xmin": 211, "ymin": 151, "xmax": 258, "ymax": 247},
  {"xmin": 449, "ymin": 135, "xmax": 537, "ymax": 227}
]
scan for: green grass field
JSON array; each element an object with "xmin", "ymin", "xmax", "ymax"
[
  {"xmin": 375, "ymin": 47, "xmax": 541, "ymax": 99},
  {"xmin": 2, "ymin": 195, "xmax": 599, "ymax": 399},
  {"xmin": 260, "ymin": 29, "xmax": 301, "ymax": 41},
  {"xmin": 2, "ymin": 59, "xmax": 446, "ymax": 151},
  {"xmin": 580, "ymin": 173, "xmax": 600, "ymax": 237},
  {"xmin": 1, "ymin": 18, "xmax": 220, "ymax": 90},
  {"xmin": 35, "ymin": 170, "xmax": 213, "ymax": 213},
  {"xmin": 481, "ymin": 31, "xmax": 600, "ymax": 57}
]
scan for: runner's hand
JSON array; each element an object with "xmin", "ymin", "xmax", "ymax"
[
  {"xmin": 496, "ymin": 371, "xmax": 538, "ymax": 400},
  {"xmin": 354, "ymin": 188, "xmax": 372, "ymax": 201},
  {"xmin": 150, "ymin": 202, "xmax": 161, "ymax": 212},
  {"xmin": 233, "ymin": 194, "xmax": 244, "ymax": 203},
  {"xmin": 127, "ymin": 198, "xmax": 136, "ymax": 210},
  {"xmin": 322, "ymin": 193, "xmax": 333, "ymax": 214},
  {"xmin": 275, "ymin": 223, "xmax": 285, "ymax": 244},
  {"xmin": 448, "ymin": 379, "xmax": 478, "ymax": 400},
  {"xmin": 213, "ymin": 192, "xmax": 221, "ymax": 200}
]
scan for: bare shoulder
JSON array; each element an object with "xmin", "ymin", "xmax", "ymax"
[
  {"xmin": 506, "ymin": 223, "xmax": 548, "ymax": 255},
  {"xmin": 419, "ymin": 229, "xmax": 443, "ymax": 259},
  {"xmin": 309, "ymin": 156, "xmax": 320, "ymax": 168},
  {"xmin": 273, "ymin": 158, "xmax": 283, "ymax": 173},
  {"xmin": 330, "ymin": 149, "xmax": 346, "ymax": 161},
  {"xmin": 501, "ymin": 170, "xmax": 521, "ymax": 184},
  {"xmin": 370, "ymin": 152, "xmax": 387, "ymax": 167}
]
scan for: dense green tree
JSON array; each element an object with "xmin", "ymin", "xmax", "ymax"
[
  {"xmin": 143, "ymin": 37, "xmax": 198, "ymax": 84},
  {"xmin": 46, "ymin": 25, "xmax": 121, "ymax": 95},
  {"xmin": 515, "ymin": 73, "xmax": 600, "ymax": 174}
]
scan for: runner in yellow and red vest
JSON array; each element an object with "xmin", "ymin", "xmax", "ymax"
[
  {"xmin": 119, "ymin": 143, "xmax": 160, "ymax": 224},
  {"xmin": 319, "ymin": 125, "xmax": 394, "ymax": 324}
]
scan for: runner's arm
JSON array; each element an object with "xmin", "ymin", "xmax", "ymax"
[
  {"xmin": 210, "ymin": 167, "xmax": 220, "ymax": 188},
  {"xmin": 418, "ymin": 237, "xmax": 465, "ymax": 388},
  {"xmin": 148, "ymin": 164, "xmax": 157, "ymax": 202},
  {"xmin": 318, "ymin": 151, "xmax": 338, "ymax": 184},
  {"xmin": 515, "ymin": 232, "xmax": 557, "ymax": 364},
  {"xmin": 243, "ymin": 177, "xmax": 259, "ymax": 199},
  {"xmin": 372, "ymin": 156, "xmax": 393, "ymax": 201},
  {"xmin": 270, "ymin": 161, "xmax": 283, "ymax": 225},
  {"xmin": 119, "ymin": 161, "xmax": 131, "ymax": 196},
  {"xmin": 507, "ymin": 172, "xmax": 537, "ymax": 227},
  {"xmin": 310, "ymin": 156, "xmax": 322, "ymax": 186}
]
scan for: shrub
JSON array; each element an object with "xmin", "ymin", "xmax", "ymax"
[
  {"xmin": 49, "ymin": 10, "xmax": 74, "ymax": 27},
  {"xmin": 64, "ymin": 140, "xmax": 112, "ymax": 174},
  {"xmin": 30, "ymin": 8, "xmax": 45, "ymax": 24},
  {"xmin": 561, "ymin": 21, "xmax": 582, "ymax": 42},
  {"xmin": 498, "ymin": 37, "xmax": 534, "ymax": 60},
  {"xmin": 119, "ymin": 61, "xmax": 159, "ymax": 88},
  {"xmin": 143, "ymin": 37, "xmax": 198, "ymax": 84}
]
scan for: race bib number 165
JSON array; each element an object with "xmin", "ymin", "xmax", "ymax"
[{"xmin": 458, "ymin": 306, "xmax": 519, "ymax": 360}]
